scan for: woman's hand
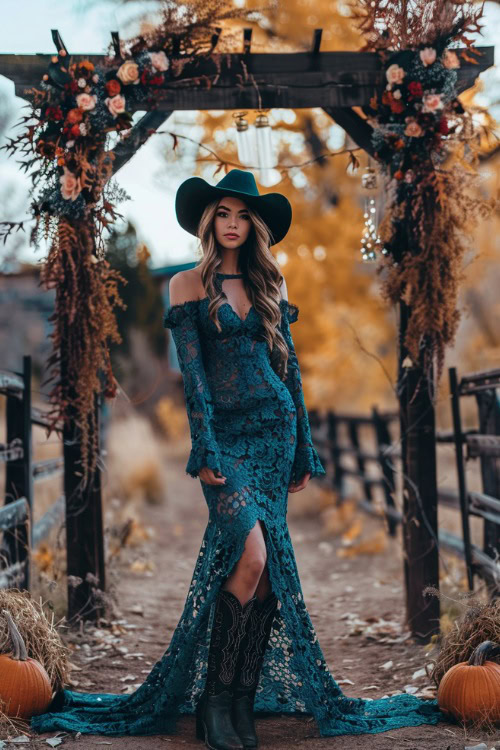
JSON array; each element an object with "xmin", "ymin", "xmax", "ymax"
[
  {"xmin": 288, "ymin": 472, "xmax": 311, "ymax": 493},
  {"xmin": 199, "ymin": 467, "xmax": 227, "ymax": 485}
]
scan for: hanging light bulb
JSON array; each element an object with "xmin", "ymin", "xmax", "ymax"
[
  {"xmin": 255, "ymin": 110, "xmax": 277, "ymax": 185},
  {"xmin": 233, "ymin": 112, "xmax": 255, "ymax": 167}
]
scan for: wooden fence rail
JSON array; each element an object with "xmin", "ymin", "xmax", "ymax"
[
  {"xmin": 310, "ymin": 365, "xmax": 500, "ymax": 599},
  {"xmin": 1, "ymin": 355, "xmax": 105, "ymax": 622}
]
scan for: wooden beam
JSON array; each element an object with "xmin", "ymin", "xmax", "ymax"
[
  {"xmin": 0, "ymin": 47, "xmax": 493, "ymax": 110},
  {"xmin": 110, "ymin": 110, "xmax": 173, "ymax": 175},
  {"xmin": 51, "ymin": 29, "xmax": 67, "ymax": 56},
  {"xmin": 323, "ymin": 106, "xmax": 376, "ymax": 157},
  {"xmin": 110, "ymin": 31, "xmax": 122, "ymax": 60},
  {"xmin": 243, "ymin": 28, "xmax": 253, "ymax": 55},
  {"xmin": 312, "ymin": 29, "xmax": 322, "ymax": 55}
]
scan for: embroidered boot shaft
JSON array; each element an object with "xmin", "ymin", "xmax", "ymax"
[
  {"xmin": 231, "ymin": 592, "xmax": 279, "ymax": 749},
  {"xmin": 196, "ymin": 589, "xmax": 256, "ymax": 750}
]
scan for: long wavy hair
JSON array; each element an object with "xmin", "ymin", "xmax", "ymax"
[{"xmin": 195, "ymin": 198, "xmax": 290, "ymax": 379}]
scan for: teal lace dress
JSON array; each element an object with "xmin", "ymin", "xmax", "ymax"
[{"xmin": 30, "ymin": 272, "xmax": 445, "ymax": 738}]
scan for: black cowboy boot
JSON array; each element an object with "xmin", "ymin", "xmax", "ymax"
[
  {"xmin": 196, "ymin": 588, "xmax": 257, "ymax": 750},
  {"xmin": 231, "ymin": 591, "xmax": 278, "ymax": 749}
]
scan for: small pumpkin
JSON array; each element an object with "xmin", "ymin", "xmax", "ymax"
[
  {"xmin": 0, "ymin": 608, "xmax": 52, "ymax": 719},
  {"xmin": 437, "ymin": 640, "xmax": 500, "ymax": 724}
]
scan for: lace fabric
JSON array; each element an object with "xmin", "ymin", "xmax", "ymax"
[{"xmin": 30, "ymin": 296, "xmax": 446, "ymax": 738}]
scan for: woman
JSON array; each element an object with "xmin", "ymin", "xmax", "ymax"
[{"xmin": 30, "ymin": 169, "xmax": 444, "ymax": 746}]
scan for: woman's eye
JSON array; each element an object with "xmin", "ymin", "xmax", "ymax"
[
  {"xmin": 217, "ymin": 211, "xmax": 227, "ymax": 217},
  {"xmin": 241, "ymin": 214, "xmax": 250, "ymax": 221}
]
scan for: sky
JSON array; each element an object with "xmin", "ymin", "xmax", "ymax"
[{"xmin": 0, "ymin": 0, "xmax": 499, "ymax": 271}]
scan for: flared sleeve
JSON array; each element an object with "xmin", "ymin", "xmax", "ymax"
[
  {"xmin": 279, "ymin": 299, "xmax": 326, "ymax": 484},
  {"xmin": 163, "ymin": 300, "xmax": 223, "ymax": 479}
]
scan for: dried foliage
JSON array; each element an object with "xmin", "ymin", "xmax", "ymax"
[
  {"xmin": 378, "ymin": 163, "xmax": 493, "ymax": 379},
  {"xmin": 351, "ymin": 0, "xmax": 495, "ymax": 384},
  {"xmin": 351, "ymin": 0, "xmax": 486, "ymax": 54},
  {"xmin": 426, "ymin": 595, "xmax": 500, "ymax": 717},
  {"xmin": 0, "ymin": 589, "xmax": 69, "ymax": 694},
  {"xmin": 40, "ymin": 217, "xmax": 126, "ymax": 484}
]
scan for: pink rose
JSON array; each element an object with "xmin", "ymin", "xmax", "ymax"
[
  {"xmin": 404, "ymin": 169, "xmax": 415, "ymax": 183},
  {"xmin": 404, "ymin": 119, "xmax": 423, "ymax": 137},
  {"xmin": 386, "ymin": 64, "xmax": 405, "ymax": 85},
  {"xmin": 76, "ymin": 93, "xmax": 96, "ymax": 111},
  {"xmin": 60, "ymin": 166, "xmax": 82, "ymax": 201},
  {"xmin": 419, "ymin": 47, "xmax": 436, "ymax": 67},
  {"xmin": 422, "ymin": 93, "xmax": 443, "ymax": 113},
  {"xmin": 116, "ymin": 60, "xmax": 139, "ymax": 85},
  {"xmin": 442, "ymin": 50, "xmax": 460, "ymax": 69},
  {"xmin": 105, "ymin": 94, "xmax": 126, "ymax": 118},
  {"xmin": 393, "ymin": 89, "xmax": 402, "ymax": 100},
  {"xmin": 149, "ymin": 51, "xmax": 169, "ymax": 72}
]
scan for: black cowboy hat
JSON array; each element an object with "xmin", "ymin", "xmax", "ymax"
[{"xmin": 175, "ymin": 169, "xmax": 292, "ymax": 245}]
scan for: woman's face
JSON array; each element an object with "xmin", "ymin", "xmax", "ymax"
[{"xmin": 213, "ymin": 196, "xmax": 251, "ymax": 249}]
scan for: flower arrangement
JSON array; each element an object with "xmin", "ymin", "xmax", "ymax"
[
  {"xmin": 370, "ymin": 47, "xmax": 462, "ymax": 189},
  {"xmin": 352, "ymin": 0, "xmax": 494, "ymax": 383},
  {"xmin": 33, "ymin": 49, "xmax": 172, "ymax": 220}
]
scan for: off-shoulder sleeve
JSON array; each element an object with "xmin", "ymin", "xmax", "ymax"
[
  {"xmin": 279, "ymin": 299, "xmax": 326, "ymax": 484},
  {"xmin": 164, "ymin": 300, "xmax": 223, "ymax": 479}
]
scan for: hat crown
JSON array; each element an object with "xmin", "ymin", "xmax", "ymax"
[{"xmin": 216, "ymin": 169, "xmax": 260, "ymax": 197}]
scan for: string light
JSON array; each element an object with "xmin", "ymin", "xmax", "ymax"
[{"xmin": 359, "ymin": 164, "xmax": 387, "ymax": 261}]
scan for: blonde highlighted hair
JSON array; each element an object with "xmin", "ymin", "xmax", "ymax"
[{"xmin": 195, "ymin": 198, "xmax": 290, "ymax": 379}]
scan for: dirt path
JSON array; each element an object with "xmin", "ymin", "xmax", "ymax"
[{"xmin": 29, "ymin": 445, "xmax": 499, "ymax": 750}]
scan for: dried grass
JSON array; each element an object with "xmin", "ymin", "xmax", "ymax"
[
  {"xmin": 426, "ymin": 595, "xmax": 500, "ymax": 688},
  {"xmin": 0, "ymin": 589, "xmax": 70, "ymax": 739}
]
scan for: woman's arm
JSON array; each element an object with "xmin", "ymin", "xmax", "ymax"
[
  {"xmin": 164, "ymin": 271, "xmax": 225, "ymax": 482},
  {"xmin": 279, "ymin": 276, "xmax": 326, "ymax": 486}
]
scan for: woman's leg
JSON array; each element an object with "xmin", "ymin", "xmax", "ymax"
[{"xmin": 221, "ymin": 520, "xmax": 268, "ymax": 606}]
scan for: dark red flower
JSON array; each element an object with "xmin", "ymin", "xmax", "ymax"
[
  {"xmin": 408, "ymin": 81, "xmax": 423, "ymax": 99},
  {"xmin": 105, "ymin": 79, "xmax": 121, "ymax": 96},
  {"xmin": 45, "ymin": 105, "xmax": 63, "ymax": 121},
  {"xmin": 64, "ymin": 79, "xmax": 80, "ymax": 94},
  {"xmin": 390, "ymin": 99, "xmax": 404, "ymax": 114},
  {"xmin": 140, "ymin": 69, "xmax": 164, "ymax": 87},
  {"xmin": 438, "ymin": 118, "xmax": 449, "ymax": 135},
  {"xmin": 70, "ymin": 124, "xmax": 81, "ymax": 138}
]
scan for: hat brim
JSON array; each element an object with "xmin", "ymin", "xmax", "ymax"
[{"xmin": 175, "ymin": 177, "xmax": 292, "ymax": 246}]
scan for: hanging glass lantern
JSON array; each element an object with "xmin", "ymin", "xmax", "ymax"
[
  {"xmin": 255, "ymin": 111, "xmax": 277, "ymax": 185},
  {"xmin": 233, "ymin": 112, "xmax": 255, "ymax": 166}
]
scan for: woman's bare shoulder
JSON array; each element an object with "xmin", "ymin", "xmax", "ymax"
[{"xmin": 169, "ymin": 268, "xmax": 205, "ymax": 306}]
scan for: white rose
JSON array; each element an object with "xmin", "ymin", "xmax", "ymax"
[
  {"xmin": 76, "ymin": 93, "xmax": 97, "ymax": 111},
  {"xmin": 105, "ymin": 94, "xmax": 126, "ymax": 118},
  {"xmin": 386, "ymin": 64, "xmax": 405, "ymax": 85},
  {"xmin": 78, "ymin": 77, "xmax": 87, "ymax": 88},
  {"xmin": 149, "ymin": 51, "xmax": 169, "ymax": 72}
]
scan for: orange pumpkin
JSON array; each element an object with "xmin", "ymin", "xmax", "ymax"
[
  {"xmin": 0, "ymin": 608, "xmax": 52, "ymax": 719},
  {"xmin": 437, "ymin": 640, "xmax": 500, "ymax": 724}
]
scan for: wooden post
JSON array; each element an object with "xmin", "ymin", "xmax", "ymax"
[
  {"xmin": 372, "ymin": 406, "xmax": 398, "ymax": 536},
  {"xmin": 475, "ymin": 388, "xmax": 500, "ymax": 594},
  {"xmin": 4, "ymin": 355, "xmax": 33, "ymax": 590},
  {"xmin": 399, "ymin": 302, "xmax": 440, "ymax": 642},
  {"xmin": 327, "ymin": 411, "xmax": 344, "ymax": 501},
  {"xmin": 63, "ymin": 390, "xmax": 106, "ymax": 624},
  {"xmin": 348, "ymin": 421, "xmax": 373, "ymax": 503}
]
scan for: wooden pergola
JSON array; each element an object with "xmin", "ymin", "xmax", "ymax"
[{"xmin": 0, "ymin": 29, "xmax": 494, "ymax": 638}]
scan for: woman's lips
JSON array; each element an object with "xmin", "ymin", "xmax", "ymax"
[{"xmin": 224, "ymin": 234, "xmax": 239, "ymax": 239}]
